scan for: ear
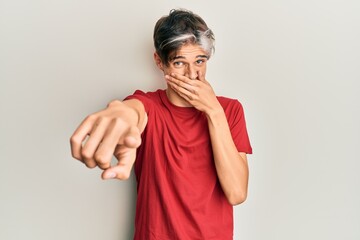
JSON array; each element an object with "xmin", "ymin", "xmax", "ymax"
[{"xmin": 153, "ymin": 52, "xmax": 164, "ymax": 71}]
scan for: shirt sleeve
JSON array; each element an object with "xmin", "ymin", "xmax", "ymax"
[
  {"xmin": 224, "ymin": 99, "xmax": 253, "ymax": 154},
  {"xmin": 123, "ymin": 90, "xmax": 153, "ymax": 114}
]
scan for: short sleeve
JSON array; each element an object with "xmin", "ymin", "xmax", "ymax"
[
  {"xmin": 124, "ymin": 90, "xmax": 153, "ymax": 114},
  {"xmin": 222, "ymin": 99, "xmax": 253, "ymax": 154}
]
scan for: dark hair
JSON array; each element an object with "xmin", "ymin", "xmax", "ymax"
[{"xmin": 153, "ymin": 9, "xmax": 215, "ymax": 65}]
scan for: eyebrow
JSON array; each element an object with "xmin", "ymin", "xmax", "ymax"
[{"xmin": 171, "ymin": 55, "xmax": 209, "ymax": 61}]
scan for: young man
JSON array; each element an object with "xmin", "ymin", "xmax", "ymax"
[{"xmin": 70, "ymin": 9, "xmax": 252, "ymax": 240}]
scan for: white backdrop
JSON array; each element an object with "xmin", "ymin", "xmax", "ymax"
[{"xmin": 1, "ymin": 0, "xmax": 359, "ymax": 239}]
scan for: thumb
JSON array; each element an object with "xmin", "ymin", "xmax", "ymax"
[
  {"xmin": 123, "ymin": 126, "xmax": 141, "ymax": 148},
  {"xmin": 101, "ymin": 146, "xmax": 136, "ymax": 180},
  {"xmin": 101, "ymin": 140, "xmax": 141, "ymax": 180},
  {"xmin": 101, "ymin": 164, "xmax": 133, "ymax": 180},
  {"xmin": 197, "ymin": 71, "xmax": 206, "ymax": 82}
]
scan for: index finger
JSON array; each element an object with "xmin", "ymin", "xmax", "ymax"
[
  {"xmin": 70, "ymin": 115, "xmax": 97, "ymax": 160},
  {"xmin": 197, "ymin": 71, "xmax": 206, "ymax": 82},
  {"xmin": 169, "ymin": 73, "xmax": 193, "ymax": 83}
]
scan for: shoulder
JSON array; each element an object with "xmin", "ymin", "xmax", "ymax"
[
  {"xmin": 126, "ymin": 89, "xmax": 163, "ymax": 99},
  {"xmin": 124, "ymin": 89, "xmax": 165, "ymax": 113},
  {"xmin": 216, "ymin": 96, "xmax": 248, "ymax": 125},
  {"xmin": 217, "ymin": 96, "xmax": 244, "ymax": 111},
  {"xmin": 124, "ymin": 89, "xmax": 164, "ymax": 104}
]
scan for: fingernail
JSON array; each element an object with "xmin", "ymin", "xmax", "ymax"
[{"xmin": 107, "ymin": 172, "xmax": 116, "ymax": 179}]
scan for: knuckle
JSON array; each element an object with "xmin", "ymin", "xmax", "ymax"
[
  {"xmin": 97, "ymin": 115, "xmax": 109, "ymax": 124},
  {"xmin": 85, "ymin": 114, "xmax": 97, "ymax": 122},
  {"xmin": 107, "ymin": 99, "xmax": 121, "ymax": 107},
  {"xmin": 84, "ymin": 160, "xmax": 97, "ymax": 169},
  {"xmin": 81, "ymin": 148, "xmax": 93, "ymax": 160},
  {"xmin": 94, "ymin": 152, "xmax": 110, "ymax": 165},
  {"xmin": 112, "ymin": 117, "xmax": 127, "ymax": 129},
  {"xmin": 70, "ymin": 135, "xmax": 79, "ymax": 145},
  {"xmin": 71, "ymin": 153, "xmax": 81, "ymax": 161},
  {"xmin": 113, "ymin": 116, "xmax": 125, "ymax": 124}
]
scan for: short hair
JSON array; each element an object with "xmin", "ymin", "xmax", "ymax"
[{"xmin": 153, "ymin": 9, "xmax": 215, "ymax": 65}]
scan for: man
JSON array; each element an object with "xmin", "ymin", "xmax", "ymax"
[{"xmin": 70, "ymin": 9, "xmax": 252, "ymax": 240}]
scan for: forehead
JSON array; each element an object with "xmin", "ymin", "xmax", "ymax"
[{"xmin": 174, "ymin": 44, "xmax": 208, "ymax": 59}]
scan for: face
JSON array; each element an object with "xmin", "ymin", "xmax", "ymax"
[{"xmin": 155, "ymin": 44, "xmax": 209, "ymax": 80}]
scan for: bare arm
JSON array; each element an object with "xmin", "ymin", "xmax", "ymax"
[
  {"xmin": 206, "ymin": 109, "xmax": 249, "ymax": 205},
  {"xmin": 166, "ymin": 72, "xmax": 249, "ymax": 205},
  {"xmin": 70, "ymin": 99, "xmax": 147, "ymax": 180}
]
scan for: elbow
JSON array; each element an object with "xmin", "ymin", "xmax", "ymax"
[{"xmin": 226, "ymin": 191, "xmax": 248, "ymax": 206}]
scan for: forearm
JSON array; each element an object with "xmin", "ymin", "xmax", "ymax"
[
  {"xmin": 206, "ymin": 108, "xmax": 249, "ymax": 205},
  {"xmin": 122, "ymin": 99, "xmax": 148, "ymax": 133},
  {"xmin": 105, "ymin": 99, "xmax": 147, "ymax": 134}
]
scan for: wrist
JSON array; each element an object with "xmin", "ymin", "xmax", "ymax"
[{"xmin": 205, "ymin": 105, "xmax": 225, "ymax": 120}]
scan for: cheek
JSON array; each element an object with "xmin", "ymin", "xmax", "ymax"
[{"xmin": 165, "ymin": 66, "xmax": 186, "ymax": 76}]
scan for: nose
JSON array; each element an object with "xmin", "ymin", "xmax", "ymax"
[{"xmin": 185, "ymin": 65, "xmax": 198, "ymax": 80}]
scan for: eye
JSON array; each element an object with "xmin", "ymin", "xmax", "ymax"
[
  {"xmin": 196, "ymin": 59, "xmax": 206, "ymax": 65},
  {"xmin": 173, "ymin": 61, "xmax": 184, "ymax": 68}
]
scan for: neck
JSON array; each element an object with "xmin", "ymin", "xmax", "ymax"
[{"xmin": 166, "ymin": 88, "xmax": 192, "ymax": 107}]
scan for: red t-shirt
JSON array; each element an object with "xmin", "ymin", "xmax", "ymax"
[{"xmin": 125, "ymin": 89, "xmax": 252, "ymax": 240}]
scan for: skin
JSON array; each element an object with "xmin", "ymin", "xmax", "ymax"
[
  {"xmin": 70, "ymin": 43, "xmax": 249, "ymax": 205},
  {"xmin": 70, "ymin": 99, "xmax": 147, "ymax": 180}
]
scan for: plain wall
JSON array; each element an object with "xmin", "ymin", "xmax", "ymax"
[{"xmin": 1, "ymin": 0, "xmax": 359, "ymax": 239}]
